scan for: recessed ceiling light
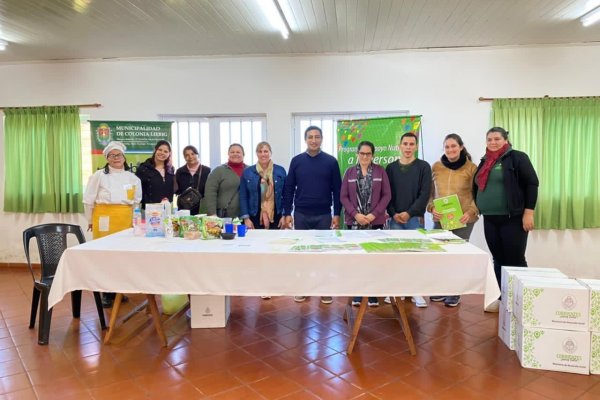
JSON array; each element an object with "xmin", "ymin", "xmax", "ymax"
[
  {"xmin": 257, "ymin": 0, "xmax": 290, "ymax": 39},
  {"xmin": 581, "ymin": 6, "xmax": 600, "ymax": 27}
]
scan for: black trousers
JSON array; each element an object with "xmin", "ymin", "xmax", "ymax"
[{"xmin": 483, "ymin": 214, "xmax": 529, "ymax": 288}]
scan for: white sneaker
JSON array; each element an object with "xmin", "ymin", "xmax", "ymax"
[
  {"xmin": 260, "ymin": 296, "xmax": 271, "ymax": 300},
  {"xmin": 485, "ymin": 299, "xmax": 500, "ymax": 313},
  {"xmin": 384, "ymin": 296, "xmax": 391, "ymax": 304},
  {"xmin": 351, "ymin": 300, "xmax": 361, "ymax": 307},
  {"xmin": 294, "ymin": 296, "xmax": 307, "ymax": 302},
  {"xmin": 412, "ymin": 296, "xmax": 428, "ymax": 308}
]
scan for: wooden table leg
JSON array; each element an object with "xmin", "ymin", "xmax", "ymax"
[
  {"xmin": 390, "ymin": 296, "xmax": 417, "ymax": 355},
  {"xmin": 346, "ymin": 297, "xmax": 368, "ymax": 354},
  {"xmin": 146, "ymin": 294, "xmax": 168, "ymax": 347},
  {"xmin": 103, "ymin": 293, "xmax": 123, "ymax": 344}
]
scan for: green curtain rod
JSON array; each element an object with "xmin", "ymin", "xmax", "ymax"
[
  {"xmin": 479, "ymin": 96, "xmax": 599, "ymax": 102},
  {"xmin": 0, "ymin": 103, "xmax": 102, "ymax": 110}
]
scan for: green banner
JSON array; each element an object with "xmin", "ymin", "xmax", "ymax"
[
  {"xmin": 336, "ymin": 115, "xmax": 422, "ymax": 174},
  {"xmin": 90, "ymin": 121, "xmax": 172, "ymax": 172}
]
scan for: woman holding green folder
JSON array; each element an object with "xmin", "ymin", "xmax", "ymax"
[{"xmin": 427, "ymin": 133, "xmax": 479, "ymax": 307}]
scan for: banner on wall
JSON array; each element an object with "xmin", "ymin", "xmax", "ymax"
[
  {"xmin": 336, "ymin": 115, "xmax": 422, "ymax": 174},
  {"xmin": 90, "ymin": 120, "xmax": 172, "ymax": 172}
]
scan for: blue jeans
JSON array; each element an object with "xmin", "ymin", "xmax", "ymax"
[
  {"xmin": 294, "ymin": 211, "xmax": 331, "ymax": 230},
  {"xmin": 389, "ymin": 216, "xmax": 423, "ymax": 230}
]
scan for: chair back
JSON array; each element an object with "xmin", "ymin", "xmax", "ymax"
[{"xmin": 23, "ymin": 223, "xmax": 86, "ymax": 281}]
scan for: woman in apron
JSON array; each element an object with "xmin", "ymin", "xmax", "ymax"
[{"xmin": 83, "ymin": 141, "xmax": 142, "ymax": 307}]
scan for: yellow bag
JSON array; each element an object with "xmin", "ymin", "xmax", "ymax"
[{"xmin": 161, "ymin": 294, "xmax": 188, "ymax": 315}]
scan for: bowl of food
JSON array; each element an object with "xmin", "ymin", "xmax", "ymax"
[{"xmin": 220, "ymin": 232, "xmax": 236, "ymax": 240}]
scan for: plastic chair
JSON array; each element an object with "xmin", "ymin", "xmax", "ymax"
[{"xmin": 23, "ymin": 223, "xmax": 107, "ymax": 345}]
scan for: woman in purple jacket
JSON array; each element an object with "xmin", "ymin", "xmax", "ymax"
[{"xmin": 341, "ymin": 140, "xmax": 392, "ymax": 307}]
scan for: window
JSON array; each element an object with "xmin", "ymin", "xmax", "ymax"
[
  {"xmin": 292, "ymin": 111, "xmax": 409, "ymax": 157},
  {"xmin": 160, "ymin": 115, "xmax": 266, "ymax": 168}
]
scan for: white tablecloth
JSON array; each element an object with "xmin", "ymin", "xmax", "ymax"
[{"xmin": 48, "ymin": 229, "xmax": 499, "ymax": 308}]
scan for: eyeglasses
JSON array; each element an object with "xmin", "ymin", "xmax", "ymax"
[
  {"xmin": 358, "ymin": 152, "xmax": 373, "ymax": 157},
  {"xmin": 107, "ymin": 153, "xmax": 124, "ymax": 159}
]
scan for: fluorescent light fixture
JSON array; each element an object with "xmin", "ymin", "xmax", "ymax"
[
  {"xmin": 581, "ymin": 6, "xmax": 600, "ymax": 26},
  {"xmin": 257, "ymin": 0, "xmax": 290, "ymax": 39},
  {"xmin": 0, "ymin": 39, "xmax": 7, "ymax": 51}
]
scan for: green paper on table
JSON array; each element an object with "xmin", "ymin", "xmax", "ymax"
[
  {"xmin": 433, "ymin": 194, "xmax": 466, "ymax": 231},
  {"xmin": 360, "ymin": 241, "xmax": 445, "ymax": 253}
]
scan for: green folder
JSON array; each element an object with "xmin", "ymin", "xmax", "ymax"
[{"xmin": 433, "ymin": 194, "xmax": 466, "ymax": 231}]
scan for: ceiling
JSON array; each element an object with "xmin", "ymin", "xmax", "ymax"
[{"xmin": 1, "ymin": 0, "xmax": 600, "ymax": 63}]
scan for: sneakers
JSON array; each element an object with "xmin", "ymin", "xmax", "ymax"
[
  {"xmin": 260, "ymin": 296, "xmax": 271, "ymax": 300},
  {"xmin": 384, "ymin": 296, "xmax": 391, "ymax": 304},
  {"xmin": 429, "ymin": 296, "xmax": 446, "ymax": 302},
  {"xmin": 412, "ymin": 296, "xmax": 428, "ymax": 308},
  {"xmin": 367, "ymin": 298, "xmax": 379, "ymax": 307},
  {"xmin": 351, "ymin": 300, "xmax": 361, "ymax": 307},
  {"xmin": 485, "ymin": 299, "xmax": 500, "ymax": 313},
  {"xmin": 444, "ymin": 296, "xmax": 461, "ymax": 307},
  {"xmin": 294, "ymin": 296, "xmax": 333, "ymax": 304}
]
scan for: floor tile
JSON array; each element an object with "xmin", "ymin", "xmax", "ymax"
[{"xmin": 0, "ymin": 270, "xmax": 597, "ymax": 400}]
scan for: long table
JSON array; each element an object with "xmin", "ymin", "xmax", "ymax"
[{"xmin": 49, "ymin": 229, "xmax": 499, "ymax": 352}]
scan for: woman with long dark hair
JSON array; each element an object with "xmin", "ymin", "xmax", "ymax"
[
  {"xmin": 135, "ymin": 140, "xmax": 176, "ymax": 209},
  {"xmin": 427, "ymin": 133, "xmax": 479, "ymax": 307}
]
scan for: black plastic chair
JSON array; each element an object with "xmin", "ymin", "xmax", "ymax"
[{"xmin": 23, "ymin": 223, "xmax": 107, "ymax": 345}]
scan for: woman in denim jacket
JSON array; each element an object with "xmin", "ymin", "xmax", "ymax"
[{"xmin": 239, "ymin": 141, "xmax": 287, "ymax": 230}]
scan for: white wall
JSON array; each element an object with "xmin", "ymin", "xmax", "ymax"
[{"xmin": 1, "ymin": 45, "xmax": 599, "ymax": 277}]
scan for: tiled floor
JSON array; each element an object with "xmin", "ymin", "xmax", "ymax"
[{"xmin": 1, "ymin": 268, "xmax": 599, "ymax": 399}]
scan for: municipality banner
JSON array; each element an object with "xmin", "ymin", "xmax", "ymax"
[
  {"xmin": 336, "ymin": 116, "xmax": 422, "ymax": 175},
  {"xmin": 90, "ymin": 121, "xmax": 172, "ymax": 172}
]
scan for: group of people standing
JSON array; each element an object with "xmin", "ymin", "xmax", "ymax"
[{"xmin": 83, "ymin": 125, "xmax": 538, "ymax": 312}]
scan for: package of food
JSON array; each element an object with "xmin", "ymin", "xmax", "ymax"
[
  {"xmin": 145, "ymin": 203, "xmax": 165, "ymax": 237},
  {"xmin": 171, "ymin": 216, "xmax": 180, "ymax": 238},
  {"xmin": 179, "ymin": 216, "xmax": 200, "ymax": 239},
  {"xmin": 201, "ymin": 216, "xmax": 223, "ymax": 239},
  {"xmin": 163, "ymin": 216, "xmax": 175, "ymax": 238}
]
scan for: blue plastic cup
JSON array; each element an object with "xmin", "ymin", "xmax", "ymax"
[{"xmin": 237, "ymin": 224, "xmax": 247, "ymax": 237}]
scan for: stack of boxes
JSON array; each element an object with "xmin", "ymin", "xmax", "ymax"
[
  {"xmin": 498, "ymin": 267, "xmax": 566, "ymax": 350},
  {"xmin": 578, "ymin": 279, "xmax": 600, "ymax": 374},
  {"xmin": 499, "ymin": 266, "xmax": 594, "ymax": 375}
]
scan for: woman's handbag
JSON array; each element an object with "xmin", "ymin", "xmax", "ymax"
[
  {"xmin": 177, "ymin": 168, "xmax": 203, "ymax": 210},
  {"xmin": 177, "ymin": 187, "xmax": 202, "ymax": 210}
]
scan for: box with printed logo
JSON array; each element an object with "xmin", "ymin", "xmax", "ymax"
[
  {"xmin": 498, "ymin": 302, "xmax": 517, "ymax": 350},
  {"xmin": 591, "ymin": 332, "xmax": 600, "ymax": 375},
  {"xmin": 513, "ymin": 278, "xmax": 589, "ymax": 331},
  {"xmin": 515, "ymin": 323, "xmax": 590, "ymax": 375},
  {"xmin": 577, "ymin": 279, "xmax": 600, "ymax": 332},
  {"xmin": 190, "ymin": 295, "xmax": 231, "ymax": 328},
  {"xmin": 500, "ymin": 267, "xmax": 565, "ymax": 312}
]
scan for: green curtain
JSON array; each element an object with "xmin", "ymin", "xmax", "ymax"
[
  {"xmin": 3, "ymin": 106, "xmax": 83, "ymax": 213},
  {"xmin": 492, "ymin": 98, "xmax": 600, "ymax": 229}
]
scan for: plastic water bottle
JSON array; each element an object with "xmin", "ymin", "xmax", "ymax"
[{"xmin": 133, "ymin": 208, "xmax": 144, "ymax": 236}]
